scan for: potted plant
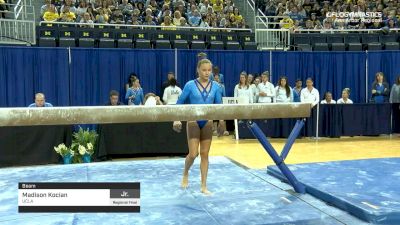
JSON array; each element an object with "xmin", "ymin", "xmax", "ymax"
[
  {"xmin": 71, "ymin": 127, "xmax": 98, "ymax": 163},
  {"xmin": 54, "ymin": 143, "xmax": 74, "ymax": 164}
]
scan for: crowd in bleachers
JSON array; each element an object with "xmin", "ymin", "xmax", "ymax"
[
  {"xmin": 256, "ymin": 0, "xmax": 400, "ymax": 30},
  {"xmin": 40, "ymin": 0, "xmax": 249, "ymax": 29}
]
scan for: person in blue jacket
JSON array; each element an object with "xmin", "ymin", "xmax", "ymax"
[
  {"xmin": 125, "ymin": 77, "xmax": 144, "ymax": 105},
  {"xmin": 173, "ymin": 59, "xmax": 222, "ymax": 195},
  {"xmin": 371, "ymin": 72, "xmax": 390, "ymax": 103}
]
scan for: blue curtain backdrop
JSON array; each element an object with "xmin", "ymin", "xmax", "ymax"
[
  {"xmin": 70, "ymin": 49, "xmax": 175, "ymax": 105},
  {"xmin": 271, "ymin": 51, "xmax": 367, "ymax": 103},
  {"xmin": 0, "ymin": 47, "xmax": 70, "ymax": 107},
  {"xmin": 1, "ymin": 47, "xmax": 399, "ymax": 107},
  {"xmin": 367, "ymin": 51, "xmax": 400, "ymax": 101}
]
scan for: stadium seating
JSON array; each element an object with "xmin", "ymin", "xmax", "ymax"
[
  {"xmin": 291, "ymin": 33, "xmax": 400, "ymax": 51},
  {"xmin": 37, "ymin": 26, "xmax": 256, "ymax": 50}
]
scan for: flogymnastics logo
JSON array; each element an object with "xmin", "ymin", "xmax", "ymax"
[{"xmin": 326, "ymin": 12, "xmax": 382, "ymax": 23}]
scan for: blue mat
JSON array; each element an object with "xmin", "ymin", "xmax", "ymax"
[
  {"xmin": 267, "ymin": 158, "xmax": 400, "ymax": 225},
  {"xmin": 0, "ymin": 157, "xmax": 341, "ymax": 225}
]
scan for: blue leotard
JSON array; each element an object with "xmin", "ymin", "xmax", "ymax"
[{"xmin": 176, "ymin": 79, "xmax": 222, "ymax": 129}]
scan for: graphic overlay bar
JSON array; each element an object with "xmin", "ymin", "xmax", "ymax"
[{"xmin": 18, "ymin": 182, "xmax": 140, "ymax": 213}]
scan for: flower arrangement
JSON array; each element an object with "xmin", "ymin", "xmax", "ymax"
[
  {"xmin": 54, "ymin": 143, "xmax": 74, "ymax": 157},
  {"xmin": 54, "ymin": 127, "xmax": 98, "ymax": 164}
]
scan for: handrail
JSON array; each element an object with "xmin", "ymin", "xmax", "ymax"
[
  {"xmin": 13, "ymin": 0, "xmax": 23, "ymax": 18},
  {"xmin": 293, "ymin": 28, "xmax": 400, "ymax": 32},
  {"xmin": 39, "ymin": 21, "xmax": 254, "ymax": 32}
]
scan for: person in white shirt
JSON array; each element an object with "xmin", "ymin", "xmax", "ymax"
[
  {"xmin": 320, "ymin": 91, "xmax": 336, "ymax": 104},
  {"xmin": 275, "ymin": 76, "xmax": 293, "ymax": 103},
  {"xmin": 162, "ymin": 78, "xmax": 182, "ymax": 105},
  {"xmin": 234, "ymin": 71, "xmax": 253, "ymax": 103},
  {"xmin": 257, "ymin": 71, "xmax": 275, "ymax": 103},
  {"xmin": 300, "ymin": 77, "xmax": 320, "ymax": 106},
  {"xmin": 250, "ymin": 76, "xmax": 260, "ymax": 103},
  {"xmin": 337, "ymin": 88, "xmax": 353, "ymax": 104}
]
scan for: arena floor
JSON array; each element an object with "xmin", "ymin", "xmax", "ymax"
[{"xmin": 1, "ymin": 135, "xmax": 399, "ymax": 224}]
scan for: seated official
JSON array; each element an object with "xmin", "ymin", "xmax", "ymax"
[
  {"xmin": 337, "ymin": 88, "xmax": 353, "ymax": 104},
  {"xmin": 28, "ymin": 93, "xmax": 53, "ymax": 107},
  {"xmin": 320, "ymin": 91, "xmax": 336, "ymax": 104},
  {"xmin": 144, "ymin": 93, "xmax": 163, "ymax": 106},
  {"xmin": 105, "ymin": 90, "xmax": 124, "ymax": 106}
]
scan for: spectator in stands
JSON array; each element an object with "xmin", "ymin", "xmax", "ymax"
[
  {"xmin": 200, "ymin": 0, "xmax": 210, "ymax": 15},
  {"xmin": 125, "ymin": 77, "xmax": 144, "ymax": 105},
  {"xmin": 371, "ymin": 72, "xmax": 390, "ymax": 103},
  {"xmin": 337, "ymin": 88, "xmax": 353, "ymax": 104},
  {"xmin": 173, "ymin": 10, "xmax": 183, "ymax": 25},
  {"xmin": 387, "ymin": 18, "xmax": 397, "ymax": 28},
  {"xmin": 80, "ymin": 12, "xmax": 94, "ymax": 27},
  {"xmin": 86, "ymin": 5, "xmax": 95, "ymax": 21},
  {"xmin": 41, "ymin": 0, "xmax": 56, "ymax": 18},
  {"xmin": 158, "ymin": 5, "xmax": 170, "ymax": 22},
  {"xmin": 137, "ymin": 2, "xmax": 145, "ymax": 14},
  {"xmin": 224, "ymin": 0, "xmax": 234, "ymax": 13},
  {"xmin": 163, "ymin": 78, "xmax": 182, "ymax": 105},
  {"xmin": 106, "ymin": 0, "xmax": 117, "ymax": 11},
  {"xmin": 130, "ymin": 8, "xmax": 141, "ymax": 23},
  {"xmin": 126, "ymin": 73, "xmax": 138, "ymax": 91},
  {"xmin": 43, "ymin": 5, "xmax": 59, "ymax": 22},
  {"xmin": 275, "ymin": 76, "xmax": 293, "ymax": 103},
  {"xmin": 111, "ymin": 9, "xmax": 125, "ymax": 24},
  {"xmin": 213, "ymin": 0, "xmax": 223, "ymax": 14},
  {"xmin": 187, "ymin": 4, "xmax": 197, "ymax": 18},
  {"xmin": 303, "ymin": 19, "xmax": 314, "ymax": 29},
  {"xmin": 232, "ymin": 7, "xmax": 243, "ymax": 22},
  {"xmin": 176, "ymin": 3, "xmax": 187, "ymax": 19},
  {"xmin": 288, "ymin": 6, "xmax": 304, "ymax": 22},
  {"xmin": 210, "ymin": 66, "xmax": 224, "ymax": 84},
  {"xmin": 234, "ymin": 72, "xmax": 253, "ymax": 103},
  {"xmin": 96, "ymin": 8, "xmax": 108, "ymax": 23},
  {"xmin": 75, "ymin": 0, "xmax": 88, "ymax": 21},
  {"xmin": 320, "ymin": 91, "xmax": 336, "ymax": 104},
  {"xmin": 60, "ymin": 0, "xmax": 77, "ymax": 15},
  {"xmin": 321, "ymin": 20, "xmax": 334, "ymax": 33},
  {"xmin": 144, "ymin": 93, "xmax": 163, "ymax": 106},
  {"xmin": 257, "ymin": 71, "xmax": 275, "ymax": 103},
  {"xmin": 390, "ymin": 76, "xmax": 400, "ymax": 103},
  {"xmin": 301, "ymin": 77, "xmax": 320, "ymax": 106},
  {"xmin": 144, "ymin": 15, "xmax": 156, "ymax": 26},
  {"xmin": 179, "ymin": 17, "xmax": 188, "ymax": 26},
  {"xmin": 28, "ymin": 93, "xmax": 53, "ymax": 107},
  {"xmin": 60, "ymin": 6, "xmax": 77, "ymax": 22},
  {"xmin": 161, "ymin": 15, "xmax": 176, "ymax": 30},
  {"xmin": 189, "ymin": 10, "xmax": 202, "ymax": 26},
  {"xmin": 105, "ymin": 90, "xmax": 123, "ymax": 106},
  {"xmin": 280, "ymin": 17, "xmax": 294, "ymax": 29},
  {"xmin": 119, "ymin": 0, "xmax": 134, "ymax": 16},
  {"xmin": 0, "ymin": 0, "xmax": 7, "ymax": 18},
  {"xmin": 199, "ymin": 14, "xmax": 210, "ymax": 27}
]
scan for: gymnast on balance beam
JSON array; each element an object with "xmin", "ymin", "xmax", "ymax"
[{"xmin": 173, "ymin": 59, "xmax": 222, "ymax": 195}]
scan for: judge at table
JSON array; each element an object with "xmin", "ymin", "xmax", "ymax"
[{"xmin": 28, "ymin": 93, "xmax": 53, "ymax": 107}]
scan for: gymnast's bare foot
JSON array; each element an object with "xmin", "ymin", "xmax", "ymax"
[
  {"xmin": 201, "ymin": 186, "xmax": 212, "ymax": 195},
  {"xmin": 181, "ymin": 175, "xmax": 188, "ymax": 189}
]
